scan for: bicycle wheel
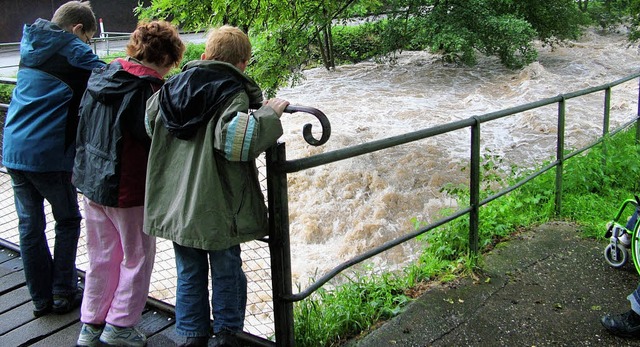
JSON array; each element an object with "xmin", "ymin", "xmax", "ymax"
[{"xmin": 632, "ymin": 228, "xmax": 640, "ymax": 274}]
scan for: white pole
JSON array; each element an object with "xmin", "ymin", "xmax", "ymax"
[{"xmin": 99, "ymin": 18, "xmax": 105, "ymax": 38}]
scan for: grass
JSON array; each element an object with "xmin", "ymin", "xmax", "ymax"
[{"xmin": 292, "ymin": 126, "xmax": 640, "ymax": 346}]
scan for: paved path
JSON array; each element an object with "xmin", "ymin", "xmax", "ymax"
[{"xmin": 345, "ymin": 222, "xmax": 640, "ymax": 346}]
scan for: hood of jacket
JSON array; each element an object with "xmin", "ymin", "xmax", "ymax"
[
  {"xmin": 86, "ymin": 58, "xmax": 164, "ymax": 105},
  {"xmin": 19, "ymin": 18, "xmax": 79, "ymax": 67},
  {"xmin": 158, "ymin": 60, "xmax": 264, "ymax": 139}
]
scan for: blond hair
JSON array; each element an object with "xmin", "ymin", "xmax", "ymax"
[
  {"xmin": 52, "ymin": 1, "xmax": 98, "ymax": 33},
  {"xmin": 203, "ymin": 25, "xmax": 251, "ymax": 66}
]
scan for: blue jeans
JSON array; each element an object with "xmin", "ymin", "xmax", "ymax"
[
  {"xmin": 173, "ymin": 243, "xmax": 247, "ymax": 337},
  {"xmin": 626, "ymin": 209, "xmax": 639, "ymax": 231},
  {"xmin": 630, "ymin": 283, "xmax": 640, "ymax": 314},
  {"xmin": 8, "ymin": 169, "xmax": 81, "ymax": 308}
]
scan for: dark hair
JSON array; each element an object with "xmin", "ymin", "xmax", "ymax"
[{"xmin": 126, "ymin": 21, "xmax": 186, "ymax": 68}]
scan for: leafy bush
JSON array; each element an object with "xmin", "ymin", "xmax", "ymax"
[
  {"xmin": 0, "ymin": 84, "xmax": 14, "ymax": 104},
  {"xmin": 180, "ymin": 42, "xmax": 205, "ymax": 68},
  {"xmin": 331, "ymin": 23, "xmax": 385, "ymax": 64}
]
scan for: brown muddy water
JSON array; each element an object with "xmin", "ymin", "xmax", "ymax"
[{"xmin": 275, "ymin": 27, "xmax": 640, "ymax": 288}]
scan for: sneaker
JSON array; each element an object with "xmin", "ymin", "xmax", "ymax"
[
  {"xmin": 601, "ymin": 309, "xmax": 640, "ymax": 338},
  {"xmin": 53, "ymin": 288, "xmax": 83, "ymax": 314},
  {"xmin": 99, "ymin": 323, "xmax": 147, "ymax": 347},
  {"xmin": 211, "ymin": 331, "xmax": 240, "ymax": 347},
  {"xmin": 32, "ymin": 300, "xmax": 52, "ymax": 318},
  {"xmin": 178, "ymin": 336, "xmax": 209, "ymax": 347},
  {"xmin": 77, "ymin": 323, "xmax": 104, "ymax": 347}
]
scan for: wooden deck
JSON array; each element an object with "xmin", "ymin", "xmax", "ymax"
[{"xmin": 0, "ymin": 245, "xmax": 270, "ymax": 347}]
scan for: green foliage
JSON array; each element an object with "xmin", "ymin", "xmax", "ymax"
[
  {"xmin": 563, "ymin": 134, "xmax": 640, "ymax": 195},
  {"xmin": 0, "ymin": 84, "xmax": 14, "ymax": 104},
  {"xmin": 576, "ymin": 0, "xmax": 640, "ymax": 41},
  {"xmin": 578, "ymin": 0, "xmax": 636, "ymax": 29},
  {"xmin": 294, "ymin": 272, "xmax": 410, "ymax": 346},
  {"xmin": 477, "ymin": 14, "xmax": 539, "ymax": 68},
  {"xmin": 331, "ymin": 23, "xmax": 385, "ymax": 63},
  {"xmin": 630, "ymin": 0, "xmax": 640, "ymax": 40},
  {"xmin": 419, "ymin": 153, "xmax": 553, "ymax": 261},
  {"xmin": 560, "ymin": 129, "xmax": 640, "ymax": 237},
  {"xmin": 248, "ymin": 27, "xmax": 308, "ymax": 97},
  {"xmin": 500, "ymin": 0, "xmax": 589, "ymax": 42},
  {"xmin": 583, "ymin": 1, "xmax": 626, "ymax": 29},
  {"xmin": 180, "ymin": 42, "xmax": 205, "ymax": 68},
  {"xmin": 417, "ymin": 127, "xmax": 640, "ymax": 264},
  {"xmin": 137, "ymin": 0, "xmax": 594, "ymax": 92}
]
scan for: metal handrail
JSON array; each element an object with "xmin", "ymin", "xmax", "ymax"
[{"xmin": 264, "ymin": 71, "xmax": 640, "ymax": 346}]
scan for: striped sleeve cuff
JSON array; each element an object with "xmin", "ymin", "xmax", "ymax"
[{"xmin": 224, "ymin": 112, "xmax": 257, "ymax": 161}]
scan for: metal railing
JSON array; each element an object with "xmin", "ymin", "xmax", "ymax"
[
  {"xmin": 263, "ymin": 72, "xmax": 640, "ymax": 346},
  {"xmin": 91, "ymin": 31, "xmax": 132, "ymax": 56},
  {"xmin": 1, "ymin": 71, "xmax": 640, "ymax": 346}
]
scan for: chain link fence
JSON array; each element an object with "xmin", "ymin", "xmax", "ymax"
[{"xmin": 0, "ymin": 156, "xmax": 276, "ymax": 339}]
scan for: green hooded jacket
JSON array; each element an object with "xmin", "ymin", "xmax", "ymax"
[{"xmin": 144, "ymin": 60, "xmax": 283, "ymax": 250}]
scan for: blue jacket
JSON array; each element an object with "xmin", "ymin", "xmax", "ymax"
[{"xmin": 2, "ymin": 18, "xmax": 105, "ymax": 172}]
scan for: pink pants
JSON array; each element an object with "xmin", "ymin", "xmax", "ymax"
[{"xmin": 80, "ymin": 197, "xmax": 156, "ymax": 327}]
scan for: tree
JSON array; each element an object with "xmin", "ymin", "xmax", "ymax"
[
  {"xmin": 136, "ymin": 0, "xmax": 589, "ymax": 94},
  {"xmin": 137, "ymin": 0, "xmax": 369, "ymax": 95}
]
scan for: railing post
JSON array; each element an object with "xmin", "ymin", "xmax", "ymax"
[
  {"xmin": 636, "ymin": 78, "xmax": 640, "ymax": 144},
  {"xmin": 603, "ymin": 87, "xmax": 611, "ymax": 138},
  {"xmin": 106, "ymin": 33, "xmax": 111, "ymax": 56},
  {"xmin": 469, "ymin": 118, "xmax": 480, "ymax": 260},
  {"xmin": 266, "ymin": 142, "xmax": 295, "ymax": 347},
  {"xmin": 602, "ymin": 87, "xmax": 611, "ymax": 167},
  {"xmin": 555, "ymin": 98, "xmax": 566, "ymax": 216}
]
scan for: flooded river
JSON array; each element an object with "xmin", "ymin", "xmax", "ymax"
[{"xmin": 275, "ymin": 27, "xmax": 640, "ymax": 287}]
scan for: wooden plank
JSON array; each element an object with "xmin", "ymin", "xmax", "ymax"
[
  {"xmin": 0, "ymin": 303, "xmax": 80, "ymax": 346},
  {"xmin": 0, "ymin": 301, "xmax": 35, "ymax": 336},
  {"xmin": 0, "ymin": 284, "xmax": 30, "ymax": 313},
  {"xmin": 29, "ymin": 321, "xmax": 84, "ymax": 347},
  {"xmin": 32, "ymin": 308, "xmax": 178, "ymax": 347},
  {"xmin": 140, "ymin": 309, "xmax": 176, "ymax": 337},
  {"xmin": 0, "ymin": 255, "xmax": 22, "ymax": 277},
  {"xmin": 0, "ymin": 247, "xmax": 18, "ymax": 264},
  {"xmin": 146, "ymin": 324, "xmax": 185, "ymax": 347},
  {"xmin": 146, "ymin": 327, "xmax": 267, "ymax": 346},
  {"xmin": 0, "ymin": 270, "xmax": 25, "ymax": 294}
]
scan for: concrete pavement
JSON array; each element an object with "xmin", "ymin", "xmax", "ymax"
[{"xmin": 345, "ymin": 222, "xmax": 640, "ymax": 346}]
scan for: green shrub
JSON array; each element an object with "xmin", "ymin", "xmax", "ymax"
[
  {"xmin": 331, "ymin": 22, "xmax": 385, "ymax": 64},
  {"xmin": 0, "ymin": 84, "xmax": 14, "ymax": 104},
  {"xmin": 181, "ymin": 42, "xmax": 205, "ymax": 68}
]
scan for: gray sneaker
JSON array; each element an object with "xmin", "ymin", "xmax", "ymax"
[
  {"xmin": 76, "ymin": 323, "xmax": 104, "ymax": 347},
  {"xmin": 99, "ymin": 323, "xmax": 147, "ymax": 347}
]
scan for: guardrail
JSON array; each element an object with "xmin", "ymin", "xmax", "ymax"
[
  {"xmin": 262, "ymin": 72, "xmax": 640, "ymax": 345},
  {"xmin": 92, "ymin": 31, "xmax": 131, "ymax": 56},
  {"xmin": 1, "ymin": 71, "xmax": 640, "ymax": 345}
]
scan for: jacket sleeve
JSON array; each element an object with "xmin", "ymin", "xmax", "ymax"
[
  {"xmin": 214, "ymin": 92, "xmax": 283, "ymax": 161},
  {"xmin": 63, "ymin": 40, "xmax": 106, "ymax": 71},
  {"xmin": 145, "ymin": 91, "xmax": 161, "ymax": 138}
]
